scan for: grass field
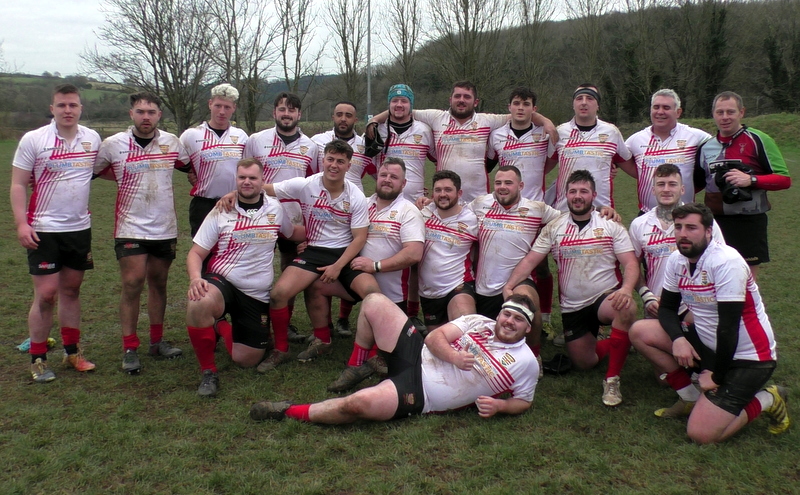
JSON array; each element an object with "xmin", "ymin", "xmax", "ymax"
[{"xmin": 1, "ymin": 114, "xmax": 798, "ymax": 494}]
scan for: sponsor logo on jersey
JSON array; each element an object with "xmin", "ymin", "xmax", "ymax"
[
  {"xmin": 677, "ymin": 139, "xmax": 686, "ymax": 149},
  {"xmin": 159, "ymin": 145, "xmax": 170, "ymax": 154},
  {"xmin": 81, "ymin": 142, "xmax": 92, "ymax": 152},
  {"xmin": 598, "ymin": 134, "xmax": 608, "ymax": 143},
  {"xmin": 593, "ymin": 228, "xmax": 605, "ymax": 238}
]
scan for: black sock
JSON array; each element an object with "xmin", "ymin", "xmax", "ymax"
[
  {"xmin": 31, "ymin": 354, "xmax": 47, "ymax": 363},
  {"xmin": 64, "ymin": 344, "xmax": 78, "ymax": 355}
]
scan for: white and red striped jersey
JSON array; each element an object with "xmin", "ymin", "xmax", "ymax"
[
  {"xmin": 414, "ymin": 109, "xmax": 508, "ymax": 203},
  {"xmin": 532, "ymin": 211, "xmax": 634, "ymax": 312},
  {"xmin": 311, "ymin": 130, "xmax": 376, "ymax": 192},
  {"xmin": 625, "ymin": 123, "xmax": 711, "ymax": 211},
  {"xmin": 418, "ymin": 204, "xmax": 479, "ymax": 299},
  {"xmin": 421, "ymin": 314, "xmax": 538, "ymax": 413},
  {"xmin": 180, "ymin": 122, "xmax": 247, "ymax": 199},
  {"xmin": 193, "ymin": 193, "xmax": 293, "ymax": 303},
  {"xmin": 663, "ymin": 241, "xmax": 776, "ymax": 362},
  {"xmin": 12, "ymin": 121, "xmax": 100, "ymax": 232},
  {"xmin": 361, "ymin": 194, "xmax": 424, "ymax": 302},
  {"xmin": 471, "ymin": 194, "xmax": 562, "ymax": 297},
  {"xmin": 95, "ymin": 128, "xmax": 189, "ymax": 240},
  {"xmin": 487, "ymin": 123, "xmax": 554, "ymax": 202},
  {"xmin": 629, "ymin": 208, "xmax": 724, "ymax": 297},
  {"xmin": 372, "ymin": 120, "xmax": 434, "ymax": 201},
  {"xmin": 245, "ymin": 128, "xmax": 318, "ymax": 183},
  {"xmin": 552, "ymin": 118, "xmax": 632, "ymax": 212},
  {"xmin": 272, "ymin": 173, "xmax": 369, "ymax": 248}
]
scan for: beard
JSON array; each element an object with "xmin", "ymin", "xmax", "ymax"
[
  {"xmin": 275, "ymin": 119, "xmax": 297, "ymax": 133},
  {"xmin": 450, "ymin": 105, "xmax": 475, "ymax": 120},
  {"xmin": 677, "ymin": 237, "xmax": 709, "ymax": 259},
  {"xmin": 376, "ymin": 188, "xmax": 401, "ymax": 201},
  {"xmin": 495, "ymin": 192, "xmax": 520, "ymax": 207},
  {"xmin": 568, "ymin": 199, "xmax": 593, "ymax": 216}
]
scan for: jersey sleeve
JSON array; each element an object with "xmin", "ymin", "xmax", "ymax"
[
  {"xmin": 349, "ymin": 192, "xmax": 370, "ymax": 229},
  {"xmin": 193, "ymin": 208, "xmax": 222, "ymax": 250},
  {"xmin": 412, "ymin": 109, "xmax": 447, "ymax": 128},
  {"xmin": 628, "ymin": 217, "xmax": 644, "ymax": 258},
  {"xmin": 275, "ymin": 200, "xmax": 295, "ymax": 238},
  {"xmin": 94, "ymin": 138, "xmax": 115, "ymax": 176},
  {"xmin": 611, "ymin": 127, "xmax": 633, "ymax": 162},
  {"xmin": 712, "ymin": 251, "xmax": 749, "ymax": 303},
  {"xmin": 612, "ymin": 222, "xmax": 635, "ymax": 254},
  {"xmin": 399, "ymin": 206, "xmax": 425, "ymax": 243},
  {"xmin": 531, "ymin": 220, "xmax": 555, "ymax": 254},
  {"xmin": 541, "ymin": 204, "xmax": 563, "ymax": 226},
  {"xmin": 510, "ymin": 356, "xmax": 538, "ymax": 402},
  {"xmin": 272, "ymin": 176, "xmax": 307, "ymax": 200},
  {"xmin": 307, "ymin": 140, "xmax": 320, "ymax": 175},
  {"xmin": 12, "ymin": 132, "xmax": 37, "ymax": 171},
  {"xmin": 662, "ymin": 253, "xmax": 681, "ymax": 293}
]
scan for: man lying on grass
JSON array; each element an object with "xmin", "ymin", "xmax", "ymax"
[{"xmin": 250, "ymin": 292, "xmax": 540, "ymax": 423}]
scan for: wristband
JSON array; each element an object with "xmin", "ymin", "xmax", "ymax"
[
  {"xmin": 374, "ymin": 261, "xmax": 381, "ymax": 273},
  {"xmin": 638, "ymin": 286, "xmax": 658, "ymax": 307}
]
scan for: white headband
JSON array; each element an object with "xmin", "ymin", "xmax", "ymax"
[{"xmin": 501, "ymin": 301, "xmax": 535, "ymax": 326}]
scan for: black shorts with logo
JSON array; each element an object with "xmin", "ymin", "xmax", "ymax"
[
  {"xmin": 561, "ymin": 293, "xmax": 609, "ymax": 342},
  {"xmin": 114, "ymin": 238, "xmax": 177, "ymax": 261},
  {"xmin": 386, "ymin": 319, "xmax": 426, "ymax": 419},
  {"xmin": 421, "ymin": 282, "xmax": 476, "ymax": 326},
  {"xmin": 291, "ymin": 245, "xmax": 366, "ymax": 300},
  {"xmin": 476, "ymin": 279, "xmax": 537, "ymax": 321},
  {"xmin": 205, "ymin": 273, "xmax": 271, "ymax": 349},
  {"xmin": 28, "ymin": 229, "xmax": 94, "ymax": 275}
]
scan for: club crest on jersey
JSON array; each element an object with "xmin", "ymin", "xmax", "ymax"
[
  {"xmin": 677, "ymin": 139, "xmax": 686, "ymax": 149},
  {"xmin": 342, "ymin": 201, "xmax": 350, "ymax": 212},
  {"xmin": 300, "ymin": 146, "xmax": 309, "ymax": 155},
  {"xmin": 518, "ymin": 207, "xmax": 529, "ymax": 218},
  {"xmin": 389, "ymin": 210, "xmax": 398, "ymax": 220},
  {"xmin": 413, "ymin": 134, "xmax": 422, "ymax": 144},
  {"xmin": 740, "ymin": 143, "xmax": 747, "ymax": 153},
  {"xmin": 267, "ymin": 213, "xmax": 276, "ymax": 224},
  {"xmin": 357, "ymin": 145, "xmax": 365, "ymax": 153},
  {"xmin": 231, "ymin": 136, "xmax": 238, "ymax": 144},
  {"xmin": 593, "ymin": 228, "xmax": 605, "ymax": 238},
  {"xmin": 533, "ymin": 133, "xmax": 544, "ymax": 142},
  {"xmin": 500, "ymin": 353, "xmax": 516, "ymax": 367},
  {"xmin": 159, "ymin": 145, "xmax": 170, "ymax": 154},
  {"xmin": 457, "ymin": 222, "xmax": 468, "ymax": 233},
  {"xmin": 81, "ymin": 142, "xmax": 92, "ymax": 152},
  {"xmin": 700, "ymin": 270, "xmax": 709, "ymax": 285},
  {"xmin": 598, "ymin": 134, "xmax": 608, "ymax": 143},
  {"xmin": 471, "ymin": 122, "xmax": 478, "ymax": 130}
]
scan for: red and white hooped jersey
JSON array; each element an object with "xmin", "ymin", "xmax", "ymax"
[
  {"xmin": 180, "ymin": 122, "xmax": 247, "ymax": 199},
  {"xmin": 311, "ymin": 130, "xmax": 376, "ymax": 192},
  {"xmin": 629, "ymin": 208, "xmax": 724, "ymax": 297},
  {"xmin": 414, "ymin": 109, "xmax": 508, "ymax": 203},
  {"xmin": 193, "ymin": 193, "xmax": 293, "ymax": 303},
  {"xmin": 532, "ymin": 211, "xmax": 634, "ymax": 312},
  {"xmin": 95, "ymin": 128, "xmax": 189, "ymax": 239},
  {"xmin": 372, "ymin": 120, "xmax": 434, "ymax": 201},
  {"xmin": 421, "ymin": 314, "xmax": 538, "ymax": 413},
  {"xmin": 552, "ymin": 118, "xmax": 631, "ymax": 212},
  {"xmin": 471, "ymin": 194, "xmax": 562, "ymax": 297},
  {"xmin": 418, "ymin": 204, "xmax": 479, "ymax": 299},
  {"xmin": 272, "ymin": 173, "xmax": 369, "ymax": 248},
  {"xmin": 663, "ymin": 241, "xmax": 776, "ymax": 362},
  {"xmin": 488, "ymin": 123, "xmax": 554, "ymax": 202},
  {"xmin": 361, "ymin": 194, "xmax": 424, "ymax": 303},
  {"xmin": 13, "ymin": 121, "xmax": 100, "ymax": 232},
  {"xmin": 245, "ymin": 128, "xmax": 318, "ymax": 183},
  {"xmin": 625, "ymin": 123, "xmax": 711, "ymax": 211}
]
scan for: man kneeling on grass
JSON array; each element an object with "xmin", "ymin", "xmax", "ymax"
[{"xmin": 250, "ymin": 292, "xmax": 540, "ymax": 423}]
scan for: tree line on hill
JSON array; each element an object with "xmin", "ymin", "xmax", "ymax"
[{"xmin": 1, "ymin": 0, "xmax": 798, "ymax": 135}]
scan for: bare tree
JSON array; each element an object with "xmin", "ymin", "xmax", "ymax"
[
  {"xmin": 84, "ymin": 0, "xmax": 213, "ymax": 132},
  {"xmin": 518, "ymin": 0, "xmax": 556, "ymax": 88},
  {"xmin": 201, "ymin": 0, "xmax": 278, "ymax": 133},
  {"xmin": 326, "ymin": 0, "xmax": 369, "ymax": 102},
  {"xmin": 277, "ymin": 0, "xmax": 323, "ymax": 98},
  {"xmin": 382, "ymin": 0, "xmax": 425, "ymax": 83},
  {"xmin": 564, "ymin": 0, "xmax": 616, "ymax": 83}
]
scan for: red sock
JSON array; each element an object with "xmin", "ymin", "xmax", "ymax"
[
  {"xmin": 339, "ymin": 299, "xmax": 354, "ymax": 320},
  {"xmin": 347, "ymin": 342, "xmax": 372, "ymax": 367},
  {"xmin": 216, "ymin": 320, "xmax": 234, "ymax": 356},
  {"xmin": 288, "ymin": 303, "xmax": 294, "ymax": 320},
  {"xmin": 744, "ymin": 398, "xmax": 763, "ymax": 423},
  {"xmin": 187, "ymin": 326, "xmax": 217, "ymax": 372},
  {"xmin": 596, "ymin": 338, "xmax": 612, "ymax": 361},
  {"xmin": 285, "ymin": 404, "xmax": 311, "ymax": 422},
  {"xmin": 530, "ymin": 344, "xmax": 541, "ymax": 357},
  {"xmin": 367, "ymin": 345, "xmax": 378, "ymax": 359},
  {"xmin": 606, "ymin": 328, "xmax": 631, "ymax": 378},
  {"xmin": 533, "ymin": 272, "xmax": 554, "ymax": 314},
  {"xmin": 407, "ymin": 300, "xmax": 420, "ymax": 317},
  {"xmin": 270, "ymin": 307, "xmax": 290, "ymax": 352},
  {"xmin": 30, "ymin": 340, "xmax": 49, "ymax": 356},
  {"xmin": 664, "ymin": 368, "xmax": 693, "ymax": 391},
  {"xmin": 60, "ymin": 327, "xmax": 80, "ymax": 346},
  {"xmin": 149, "ymin": 324, "xmax": 164, "ymax": 344},
  {"xmin": 313, "ymin": 326, "xmax": 331, "ymax": 343},
  {"xmin": 123, "ymin": 334, "xmax": 140, "ymax": 352}
]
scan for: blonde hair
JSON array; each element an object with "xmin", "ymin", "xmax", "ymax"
[{"xmin": 210, "ymin": 83, "xmax": 239, "ymax": 103}]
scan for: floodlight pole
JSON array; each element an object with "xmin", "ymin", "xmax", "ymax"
[{"xmin": 366, "ymin": 0, "xmax": 372, "ymax": 119}]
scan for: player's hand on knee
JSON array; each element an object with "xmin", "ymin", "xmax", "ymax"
[
  {"xmin": 672, "ymin": 337, "xmax": 700, "ymax": 368},
  {"xmin": 475, "ymin": 396, "xmax": 499, "ymax": 418},
  {"xmin": 608, "ymin": 288, "xmax": 633, "ymax": 310},
  {"xmin": 318, "ymin": 264, "xmax": 342, "ymax": 283},
  {"xmin": 697, "ymin": 370, "xmax": 718, "ymax": 392},
  {"xmin": 188, "ymin": 279, "xmax": 209, "ymax": 300}
]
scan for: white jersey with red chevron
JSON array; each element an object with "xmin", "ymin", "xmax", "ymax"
[
  {"xmin": 488, "ymin": 123, "xmax": 554, "ymax": 202},
  {"xmin": 311, "ymin": 130, "xmax": 376, "ymax": 192},
  {"xmin": 245, "ymin": 128, "xmax": 318, "ymax": 183},
  {"xmin": 361, "ymin": 194, "xmax": 424, "ymax": 302},
  {"xmin": 193, "ymin": 193, "xmax": 293, "ymax": 303},
  {"xmin": 625, "ymin": 123, "xmax": 711, "ymax": 211},
  {"xmin": 663, "ymin": 241, "xmax": 776, "ymax": 362},
  {"xmin": 421, "ymin": 314, "xmax": 538, "ymax": 413},
  {"xmin": 471, "ymin": 194, "xmax": 562, "ymax": 297},
  {"xmin": 553, "ymin": 118, "xmax": 632, "ymax": 212},
  {"xmin": 532, "ymin": 210, "xmax": 634, "ymax": 312},
  {"xmin": 414, "ymin": 109, "xmax": 508, "ymax": 203},
  {"xmin": 180, "ymin": 122, "xmax": 247, "ymax": 199},
  {"xmin": 12, "ymin": 121, "xmax": 100, "ymax": 232},
  {"xmin": 629, "ymin": 208, "xmax": 724, "ymax": 297},
  {"xmin": 372, "ymin": 120, "xmax": 434, "ymax": 201},
  {"xmin": 418, "ymin": 204, "xmax": 479, "ymax": 298},
  {"xmin": 272, "ymin": 173, "xmax": 369, "ymax": 248},
  {"xmin": 95, "ymin": 128, "xmax": 189, "ymax": 239}
]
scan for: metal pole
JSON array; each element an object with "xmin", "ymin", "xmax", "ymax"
[{"xmin": 366, "ymin": 0, "xmax": 372, "ymax": 119}]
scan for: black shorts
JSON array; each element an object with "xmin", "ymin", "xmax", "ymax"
[
  {"xmin": 421, "ymin": 282, "xmax": 476, "ymax": 326},
  {"xmin": 561, "ymin": 293, "xmax": 609, "ymax": 342},
  {"xmin": 385, "ymin": 319, "xmax": 426, "ymax": 419},
  {"xmin": 205, "ymin": 273, "xmax": 271, "ymax": 349},
  {"xmin": 291, "ymin": 245, "xmax": 365, "ymax": 300},
  {"xmin": 714, "ymin": 213, "xmax": 769, "ymax": 266},
  {"xmin": 28, "ymin": 229, "xmax": 94, "ymax": 275},
  {"xmin": 705, "ymin": 362, "xmax": 776, "ymax": 415},
  {"xmin": 277, "ymin": 237, "xmax": 298, "ymax": 255},
  {"xmin": 114, "ymin": 238, "xmax": 177, "ymax": 260},
  {"xmin": 475, "ymin": 279, "xmax": 537, "ymax": 320},
  {"xmin": 189, "ymin": 196, "xmax": 219, "ymax": 237}
]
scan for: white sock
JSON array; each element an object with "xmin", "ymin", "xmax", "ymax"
[
  {"xmin": 677, "ymin": 384, "xmax": 701, "ymax": 402},
  {"xmin": 755, "ymin": 390, "xmax": 773, "ymax": 410}
]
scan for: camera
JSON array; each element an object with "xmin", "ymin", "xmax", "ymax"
[{"xmin": 708, "ymin": 159, "xmax": 754, "ymax": 204}]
